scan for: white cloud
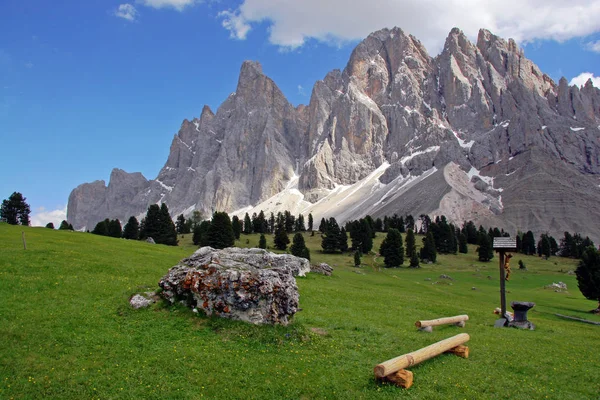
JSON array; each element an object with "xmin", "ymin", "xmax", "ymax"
[
  {"xmin": 115, "ymin": 3, "xmax": 139, "ymax": 21},
  {"xmin": 219, "ymin": 10, "xmax": 252, "ymax": 40},
  {"xmin": 585, "ymin": 40, "xmax": 600, "ymax": 53},
  {"xmin": 569, "ymin": 72, "xmax": 600, "ymax": 88},
  {"xmin": 217, "ymin": 0, "xmax": 600, "ymax": 54},
  {"xmin": 297, "ymin": 85, "xmax": 306, "ymax": 96},
  {"xmin": 138, "ymin": 0, "xmax": 196, "ymax": 11},
  {"xmin": 30, "ymin": 206, "xmax": 67, "ymax": 228}
]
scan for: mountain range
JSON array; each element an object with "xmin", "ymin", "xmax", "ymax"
[{"xmin": 67, "ymin": 27, "xmax": 600, "ymax": 241}]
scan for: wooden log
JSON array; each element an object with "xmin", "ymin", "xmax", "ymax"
[
  {"xmin": 415, "ymin": 314, "xmax": 469, "ymax": 328},
  {"xmin": 554, "ymin": 313, "xmax": 600, "ymax": 326},
  {"xmin": 383, "ymin": 369, "xmax": 413, "ymax": 388},
  {"xmin": 374, "ymin": 333, "xmax": 470, "ymax": 378},
  {"xmin": 444, "ymin": 344, "xmax": 469, "ymax": 358}
]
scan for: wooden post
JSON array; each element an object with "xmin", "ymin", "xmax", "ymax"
[
  {"xmin": 384, "ymin": 369, "xmax": 414, "ymax": 388},
  {"xmin": 374, "ymin": 333, "xmax": 470, "ymax": 378},
  {"xmin": 22, "ymin": 231, "xmax": 27, "ymax": 250},
  {"xmin": 499, "ymin": 251, "xmax": 506, "ymax": 318},
  {"xmin": 415, "ymin": 315, "xmax": 469, "ymax": 330}
]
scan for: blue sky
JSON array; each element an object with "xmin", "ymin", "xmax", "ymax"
[{"xmin": 1, "ymin": 0, "xmax": 600, "ymax": 227}]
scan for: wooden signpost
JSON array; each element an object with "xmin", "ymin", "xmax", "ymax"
[{"xmin": 492, "ymin": 237, "xmax": 517, "ymax": 327}]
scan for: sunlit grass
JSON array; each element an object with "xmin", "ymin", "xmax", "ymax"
[{"xmin": 1, "ymin": 223, "xmax": 598, "ymax": 399}]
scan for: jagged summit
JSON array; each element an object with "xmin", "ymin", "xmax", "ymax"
[{"xmin": 68, "ymin": 26, "xmax": 600, "ymax": 242}]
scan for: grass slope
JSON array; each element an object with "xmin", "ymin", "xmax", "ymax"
[{"xmin": 1, "ymin": 223, "xmax": 598, "ymax": 399}]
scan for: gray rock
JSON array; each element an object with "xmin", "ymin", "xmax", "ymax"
[
  {"xmin": 158, "ymin": 247, "xmax": 309, "ymax": 325},
  {"xmin": 310, "ymin": 262, "xmax": 333, "ymax": 276},
  {"xmin": 146, "ymin": 237, "xmax": 155, "ymax": 244},
  {"xmin": 130, "ymin": 294, "xmax": 154, "ymax": 309}
]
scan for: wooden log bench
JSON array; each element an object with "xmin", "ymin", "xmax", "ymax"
[
  {"xmin": 374, "ymin": 333, "xmax": 470, "ymax": 388},
  {"xmin": 415, "ymin": 314, "xmax": 469, "ymax": 332}
]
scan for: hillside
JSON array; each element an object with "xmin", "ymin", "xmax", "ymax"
[{"xmin": 1, "ymin": 223, "xmax": 599, "ymax": 398}]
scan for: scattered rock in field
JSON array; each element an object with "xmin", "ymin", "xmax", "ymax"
[
  {"xmin": 424, "ymin": 278, "xmax": 432, "ymax": 281},
  {"xmin": 432, "ymin": 280, "xmax": 453, "ymax": 285},
  {"xmin": 311, "ymin": 262, "xmax": 333, "ymax": 276},
  {"xmin": 145, "ymin": 237, "xmax": 155, "ymax": 244},
  {"xmin": 130, "ymin": 293, "xmax": 155, "ymax": 309},
  {"xmin": 471, "ymin": 287, "xmax": 477, "ymax": 290},
  {"xmin": 545, "ymin": 282, "xmax": 568, "ymax": 292},
  {"xmin": 439, "ymin": 274, "xmax": 453, "ymax": 280},
  {"xmin": 159, "ymin": 247, "xmax": 310, "ymax": 325},
  {"xmin": 567, "ymin": 270, "xmax": 576, "ymax": 275},
  {"xmin": 487, "ymin": 275, "xmax": 493, "ymax": 280}
]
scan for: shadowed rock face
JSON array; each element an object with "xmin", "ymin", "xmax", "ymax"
[{"xmin": 68, "ymin": 27, "xmax": 600, "ymax": 242}]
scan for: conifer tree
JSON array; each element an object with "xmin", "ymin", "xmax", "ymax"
[
  {"xmin": 360, "ymin": 218, "xmax": 373, "ymax": 253},
  {"xmin": 176, "ymin": 214, "xmax": 188, "ymax": 234},
  {"xmin": 0, "ymin": 192, "xmax": 31, "ymax": 226},
  {"xmin": 108, "ymin": 219, "xmax": 122, "ymax": 238},
  {"xmin": 231, "ymin": 215, "xmax": 242, "ymax": 240},
  {"xmin": 92, "ymin": 219, "xmax": 109, "ymax": 236},
  {"xmin": 243, "ymin": 213, "xmax": 252, "ymax": 234},
  {"xmin": 575, "ymin": 246, "xmax": 600, "ymax": 313},
  {"xmin": 290, "ymin": 233, "xmax": 310, "ymax": 260},
  {"xmin": 405, "ymin": 228, "xmax": 416, "ymax": 260},
  {"xmin": 122, "ymin": 216, "xmax": 140, "ymax": 240},
  {"xmin": 206, "ymin": 211, "xmax": 235, "ymax": 249},
  {"xmin": 380, "ymin": 228, "xmax": 404, "ymax": 267},
  {"xmin": 339, "ymin": 227, "xmax": 349, "ymax": 253},
  {"xmin": 354, "ymin": 250, "xmax": 361, "ymax": 267},
  {"xmin": 193, "ymin": 220, "xmax": 211, "ymax": 246},
  {"xmin": 59, "ymin": 220, "xmax": 71, "ymax": 230},
  {"xmin": 319, "ymin": 218, "xmax": 327, "ymax": 233},
  {"xmin": 321, "ymin": 218, "xmax": 341, "ymax": 253},
  {"xmin": 269, "ymin": 213, "xmax": 275, "ymax": 233},
  {"xmin": 458, "ymin": 233, "xmax": 468, "ymax": 253},
  {"xmin": 410, "ymin": 250, "xmax": 420, "ymax": 268},
  {"xmin": 158, "ymin": 203, "xmax": 178, "ymax": 246},
  {"xmin": 478, "ymin": 233, "xmax": 493, "ymax": 261},
  {"xmin": 140, "ymin": 204, "xmax": 161, "ymax": 240},
  {"xmin": 45, "ymin": 222, "xmax": 55, "ymax": 229},
  {"xmin": 259, "ymin": 233, "xmax": 267, "ymax": 249},
  {"xmin": 274, "ymin": 219, "xmax": 290, "ymax": 250},
  {"xmin": 420, "ymin": 232, "xmax": 437, "ymax": 263},
  {"xmin": 308, "ymin": 213, "xmax": 314, "ymax": 231}
]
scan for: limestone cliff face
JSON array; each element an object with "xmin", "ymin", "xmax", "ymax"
[{"xmin": 68, "ymin": 27, "xmax": 600, "ymax": 241}]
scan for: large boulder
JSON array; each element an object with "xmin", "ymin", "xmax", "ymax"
[{"xmin": 158, "ymin": 247, "xmax": 310, "ymax": 325}]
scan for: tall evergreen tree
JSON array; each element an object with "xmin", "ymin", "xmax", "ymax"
[
  {"xmin": 140, "ymin": 204, "xmax": 161, "ymax": 240},
  {"xmin": 231, "ymin": 215, "xmax": 242, "ymax": 240},
  {"xmin": 259, "ymin": 233, "xmax": 267, "ymax": 249},
  {"xmin": 410, "ymin": 249, "xmax": 420, "ymax": 268},
  {"xmin": 157, "ymin": 203, "xmax": 178, "ymax": 246},
  {"xmin": 319, "ymin": 218, "xmax": 327, "ymax": 233},
  {"xmin": 405, "ymin": 228, "xmax": 416, "ymax": 260},
  {"xmin": 458, "ymin": 233, "xmax": 468, "ymax": 253},
  {"xmin": 354, "ymin": 250, "xmax": 361, "ymax": 267},
  {"xmin": 193, "ymin": 220, "xmax": 211, "ymax": 246},
  {"xmin": 374, "ymin": 218, "xmax": 383, "ymax": 232},
  {"xmin": 92, "ymin": 219, "xmax": 109, "ymax": 236},
  {"xmin": 0, "ymin": 192, "xmax": 31, "ymax": 226},
  {"xmin": 540, "ymin": 233, "xmax": 551, "ymax": 258},
  {"xmin": 59, "ymin": 220, "xmax": 71, "ymax": 230},
  {"xmin": 321, "ymin": 217, "xmax": 341, "ymax": 253},
  {"xmin": 575, "ymin": 246, "xmax": 600, "ymax": 313},
  {"xmin": 243, "ymin": 213, "xmax": 252, "ymax": 234},
  {"xmin": 360, "ymin": 218, "xmax": 373, "ymax": 253},
  {"xmin": 339, "ymin": 227, "xmax": 349, "ymax": 253},
  {"xmin": 122, "ymin": 216, "xmax": 140, "ymax": 240},
  {"xmin": 404, "ymin": 215, "xmax": 414, "ymax": 232},
  {"xmin": 521, "ymin": 230, "xmax": 536, "ymax": 255},
  {"xmin": 176, "ymin": 214, "xmax": 188, "ymax": 234},
  {"xmin": 420, "ymin": 232, "xmax": 437, "ymax": 263},
  {"xmin": 269, "ymin": 212, "xmax": 276, "ymax": 233},
  {"xmin": 296, "ymin": 214, "xmax": 306, "ymax": 231},
  {"xmin": 290, "ymin": 233, "xmax": 310, "ymax": 260},
  {"xmin": 45, "ymin": 222, "xmax": 55, "ymax": 229},
  {"xmin": 462, "ymin": 221, "xmax": 478, "ymax": 244},
  {"xmin": 108, "ymin": 219, "xmax": 122, "ymax": 238},
  {"xmin": 206, "ymin": 211, "xmax": 235, "ymax": 249},
  {"xmin": 477, "ymin": 233, "xmax": 493, "ymax": 262},
  {"xmin": 273, "ymin": 219, "xmax": 290, "ymax": 250},
  {"xmin": 380, "ymin": 229, "xmax": 404, "ymax": 268},
  {"xmin": 284, "ymin": 211, "xmax": 295, "ymax": 233},
  {"xmin": 308, "ymin": 213, "xmax": 314, "ymax": 231}
]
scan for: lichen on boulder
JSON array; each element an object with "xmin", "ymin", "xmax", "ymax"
[{"xmin": 158, "ymin": 247, "xmax": 310, "ymax": 325}]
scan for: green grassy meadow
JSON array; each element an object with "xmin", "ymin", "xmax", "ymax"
[{"xmin": 1, "ymin": 222, "xmax": 599, "ymax": 399}]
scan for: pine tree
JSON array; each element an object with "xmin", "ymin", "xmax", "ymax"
[
  {"xmin": 108, "ymin": 219, "xmax": 122, "ymax": 238},
  {"xmin": 45, "ymin": 222, "xmax": 55, "ymax": 229},
  {"xmin": 319, "ymin": 218, "xmax": 327, "ymax": 233},
  {"xmin": 284, "ymin": 211, "xmax": 295, "ymax": 233},
  {"xmin": 59, "ymin": 220, "xmax": 71, "ymax": 230},
  {"xmin": 140, "ymin": 204, "xmax": 161, "ymax": 240},
  {"xmin": 290, "ymin": 233, "xmax": 309, "ymax": 259},
  {"xmin": 374, "ymin": 218, "xmax": 383, "ymax": 232},
  {"xmin": 478, "ymin": 234, "xmax": 493, "ymax": 262},
  {"xmin": 360, "ymin": 218, "xmax": 373, "ymax": 253},
  {"xmin": 354, "ymin": 250, "xmax": 361, "ymax": 267},
  {"xmin": 176, "ymin": 214, "xmax": 187, "ymax": 234},
  {"xmin": 122, "ymin": 216, "xmax": 140, "ymax": 240},
  {"xmin": 92, "ymin": 219, "xmax": 108, "ymax": 236},
  {"xmin": 380, "ymin": 229, "xmax": 404, "ymax": 268},
  {"xmin": 274, "ymin": 220, "xmax": 290, "ymax": 250},
  {"xmin": 420, "ymin": 232, "xmax": 437, "ymax": 263},
  {"xmin": 243, "ymin": 213, "xmax": 252, "ymax": 234},
  {"xmin": 193, "ymin": 220, "xmax": 211, "ymax": 246},
  {"xmin": 575, "ymin": 246, "xmax": 600, "ymax": 313},
  {"xmin": 308, "ymin": 213, "xmax": 314, "ymax": 231},
  {"xmin": 156, "ymin": 204, "xmax": 177, "ymax": 246},
  {"xmin": 458, "ymin": 233, "xmax": 468, "ymax": 253},
  {"xmin": 540, "ymin": 233, "xmax": 551, "ymax": 258},
  {"xmin": 321, "ymin": 217, "xmax": 341, "ymax": 253},
  {"xmin": 338, "ymin": 227, "xmax": 349, "ymax": 253},
  {"xmin": 259, "ymin": 233, "xmax": 267, "ymax": 249},
  {"xmin": 0, "ymin": 192, "xmax": 31, "ymax": 225},
  {"xmin": 410, "ymin": 250, "xmax": 420, "ymax": 268},
  {"xmin": 404, "ymin": 215, "xmax": 414, "ymax": 232},
  {"xmin": 405, "ymin": 228, "xmax": 416, "ymax": 260},
  {"xmin": 269, "ymin": 213, "xmax": 275, "ymax": 233},
  {"xmin": 206, "ymin": 211, "xmax": 235, "ymax": 249},
  {"xmin": 296, "ymin": 214, "xmax": 306, "ymax": 231},
  {"xmin": 68, "ymin": 223, "xmax": 74, "ymax": 230},
  {"xmin": 231, "ymin": 215, "xmax": 242, "ymax": 239}
]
